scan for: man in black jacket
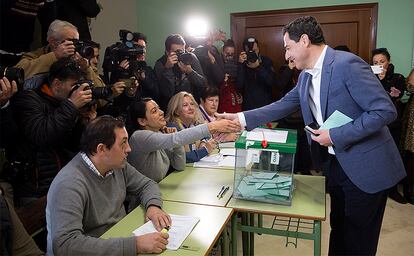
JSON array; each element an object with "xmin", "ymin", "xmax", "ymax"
[
  {"xmin": 237, "ymin": 36, "xmax": 277, "ymax": 111},
  {"xmin": 105, "ymin": 32, "xmax": 159, "ymax": 121},
  {"xmin": 11, "ymin": 57, "xmax": 95, "ymax": 204},
  {"xmin": 154, "ymin": 34, "xmax": 207, "ymax": 111},
  {"xmin": 57, "ymin": 0, "xmax": 100, "ymax": 40}
]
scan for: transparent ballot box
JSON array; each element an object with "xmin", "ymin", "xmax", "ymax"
[{"xmin": 233, "ymin": 128, "xmax": 297, "ymax": 205}]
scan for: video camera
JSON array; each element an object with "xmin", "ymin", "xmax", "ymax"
[
  {"xmin": 0, "ymin": 66, "xmax": 24, "ymax": 91},
  {"xmin": 245, "ymin": 37, "xmax": 258, "ymax": 63},
  {"xmin": 103, "ymin": 30, "xmax": 146, "ymax": 84},
  {"xmin": 69, "ymin": 39, "xmax": 95, "ymax": 60}
]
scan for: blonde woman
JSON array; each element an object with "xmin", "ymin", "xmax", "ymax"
[{"xmin": 166, "ymin": 91, "xmax": 217, "ymax": 163}]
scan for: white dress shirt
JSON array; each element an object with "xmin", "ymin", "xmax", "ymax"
[
  {"xmin": 304, "ymin": 45, "xmax": 334, "ymax": 154},
  {"xmin": 239, "ymin": 45, "xmax": 334, "ymax": 154}
]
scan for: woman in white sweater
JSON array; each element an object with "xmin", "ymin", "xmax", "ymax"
[{"xmin": 127, "ymin": 98, "xmax": 239, "ymax": 182}]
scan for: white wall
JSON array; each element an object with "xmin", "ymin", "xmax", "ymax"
[{"xmin": 90, "ymin": 0, "xmax": 138, "ymax": 72}]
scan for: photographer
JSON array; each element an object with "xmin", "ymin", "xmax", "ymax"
[
  {"xmin": 237, "ymin": 36, "xmax": 276, "ymax": 110},
  {"xmin": 102, "ymin": 32, "xmax": 158, "ymax": 120},
  {"xmin": 10, "ymin": 57, "xmax": 95, "ymax": 204},
  {"xmin": 154, "ymin": 34, "xmax": 207, "ymax": 111},
  {"xmin": 15, "ymin": 19, "xmax": 79, "ymax": 80},
  {"xmin": 83, "ymin": 40, "xmax": 125, "ymax": 110},
  {"xmin": 193, "ymin": 30, "xmax": 226, "ymax": 89},
  {"xmin": 217, "ymin": 39, "xmax": 242, "ymax": 113}
]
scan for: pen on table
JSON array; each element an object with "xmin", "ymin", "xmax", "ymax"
[
  {"xmin": 217, "ymin": 185, "xmax": 225, "ymax": 198},
  {"xmin": 180, "ymin": 245, "xmax": 200, "ymax": 251},
  {"xmin": 161, "ymin": 226, "xmax": 170, "ymax": 233},
  {"xmin": 219, "ymin": 186, "xmax": 230, "ymax": 199}
]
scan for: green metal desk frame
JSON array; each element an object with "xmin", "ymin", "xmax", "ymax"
[{"xmin": 227, "ymin": 175, "xmax": 325, "ymax": 256}]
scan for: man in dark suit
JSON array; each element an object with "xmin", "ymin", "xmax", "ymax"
[{"xmin": 220, "ymin": 16, "xmax": 406, "ymax": 255}]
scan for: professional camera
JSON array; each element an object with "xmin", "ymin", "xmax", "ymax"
[
  {"xmin": 245, "ymin": 37, "xmax": 258, "ymax": 63},
  {"xmin": 103, "ymin": 30, "xmax": 146, "ymax": 83},
  {"xmin": 0, "ymin": 66, "xmax": 24, "ymax": 91},
  {"xmin": 69, "ymin": 39, "xmax": 95, "ymax": 60},
  {"xmin": 70, "ymin": 80, "xmax": 112, "ymax": 105},
  {"xmin": 175, "ymin": 49, "xmax": 193, "ymax": 65}
]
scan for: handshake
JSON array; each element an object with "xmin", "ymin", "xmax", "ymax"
[{"xmin": 207, "ymin": 113, "xmax": 242, "ymax": 134}]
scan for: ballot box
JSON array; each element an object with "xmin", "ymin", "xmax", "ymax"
[{"xmin": 233, "ymin": 127, "xmax": 297, "ymax": 205}]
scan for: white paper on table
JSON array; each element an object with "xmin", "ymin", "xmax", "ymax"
[
  {"xmin": 220, "ymin": 148, "xmax": 236, "ymax": 156},
  {"xmin": 246, "ymin": 129, "xmax": 288, "ymax": 143},
  {"xmin": 219, "ymin": 142, "xmax": 235, "ymax": 148},
  {"xmin": 193, "ymin": 155, "xmax": 235, "ymax": 168},
  {"xmin": 132, "ymin": 214, "xmax": 200, "ymax": 250}
]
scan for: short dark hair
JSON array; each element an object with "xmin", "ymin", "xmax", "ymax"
[
  {"xmin": 223, "ymin": 39, "xmax": 235, "ymax": 49},
  {"xmin": 128, "ymin": 98, "xmax": 153, "ymax": 130},
  {"xmin": 372, "ymin": 48, "xmax": 390, "ymax": 61},
  {"xmin": 201, "ymin": 86, "xmax": 219, "ymax": 101},
  {"xmin": 133, "ymin": 32, "xmax": 147, "ymax": 43},
  {"xmin": 165, "ymin": 34, "xmax": 185, "ymax": 52},
  {"xmin": 48, "ymin": 57, "xmax": 86, "ymax": 83},
  {"xmin": 283, "ymin": 16, "xmax": 325, "ymax": 45},
  {"xmin": 84, "ymin": 40, "xmax": 100, "ymax": 49},
  {"xmin": 79, "ymin": 115, "xmax": 125, "ymax": 156},
  {"xmin": 334, "ymin": 45, "xmax": 351, "ymax": 52}
]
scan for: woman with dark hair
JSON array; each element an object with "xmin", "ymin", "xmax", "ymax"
[
  {"xmin": 199, "ymin": 87, "xmax": 238, "ymax": 142},
  {"xmin": 372, "ymin": 48, "xmax": 407, "ymax": 204},
  {"xmin": 127, "ymin": 97, "xmax": 239, "ymax": 182}
]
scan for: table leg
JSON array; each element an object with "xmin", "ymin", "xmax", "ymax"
[
  {"xmin": 249, "ymin": 213, "xmax": 255, "ymax": 256},
  {"xmin": 231, "ymin": 213, "xmax": 237, "ymax": 256},
  {"xmin": 314, "ymin": 220, "xmax": 321, "ymax": 256},
  {"xmin": 223, "ymin": 223, "xmax": 229, "ymax": 256},
  {"xmin": 241, "ymin": 213, "xmax": 249, "ymax": 255}
]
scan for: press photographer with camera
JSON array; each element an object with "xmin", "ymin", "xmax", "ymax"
[
  {"xmin": 9, "ymin": 57, "xmax": 96, "ymax": 205},
  {"xmin": 81, "ymin": 40, "xmax": 125, "ymax": 110},
  {"xmin": 102, "ymin": 31, "xmax": 158, "ymax": 120},
  {"xmin": 154, "ymin": 34, "xmax": 207, "ymax": 111},
  {"xmin": 15, "ymin": 20, "xmax": 79, "ymax": 80},
  {"xmin": 192, "ymin": 29, "xmax": 226, "ymax": 89},
  {"xmin": 237, "ymin": 36, "xmax": 276, "ymax": 110},
  {"xmin": 217, "ymin": 39, "xmax": 242, "ymax": 113}
]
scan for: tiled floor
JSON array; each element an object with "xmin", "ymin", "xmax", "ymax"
[{"xmin": 234, "ymin": 194, "xmax": 414, "ymax": 255}]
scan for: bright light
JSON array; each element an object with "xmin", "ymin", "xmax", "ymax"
[{"xmin": 185, "ymin": 16, "xmax": 209, "ymax": 38}]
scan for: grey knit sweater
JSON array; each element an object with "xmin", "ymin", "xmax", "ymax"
[
  {"xmin": 46, "ymin": 153, "xmax": 163, "ymax": 256},
  {"xmin": 128, "ymin": 123, "xmax": 211, "ymax": 182}
]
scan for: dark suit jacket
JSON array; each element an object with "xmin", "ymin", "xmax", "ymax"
[
  {"xmin": 57, "ymin": 0, "xmax": 100, "ymax": 40},
  {"xmin": 244, "ymin": 47, "xmax": 406, "ymax": 193}
]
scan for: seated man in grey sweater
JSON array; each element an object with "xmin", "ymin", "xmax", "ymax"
[
  {"xmin": 46, "ymin": 116, "xmax": 171, "ymax": 255},
  {"xmin": 127, "ymin": 98, "xmax": 240, "ymax": 182}
]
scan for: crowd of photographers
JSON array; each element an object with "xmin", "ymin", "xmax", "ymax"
[{"xmin": 0, "ymin": 18, "xmax": 281, "ymax": 253}]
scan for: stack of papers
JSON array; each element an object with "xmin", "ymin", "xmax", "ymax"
[
  {"xmin": 237, "ymin": 173, "xmax": 292, "ymax": 201},
  {"xmin": 246, "ymin": 128, "xmax": 288, "ymax": 144},
  {"xmin": 132, "ymin": 214, "xmax": 200, "ymax": 250}
]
